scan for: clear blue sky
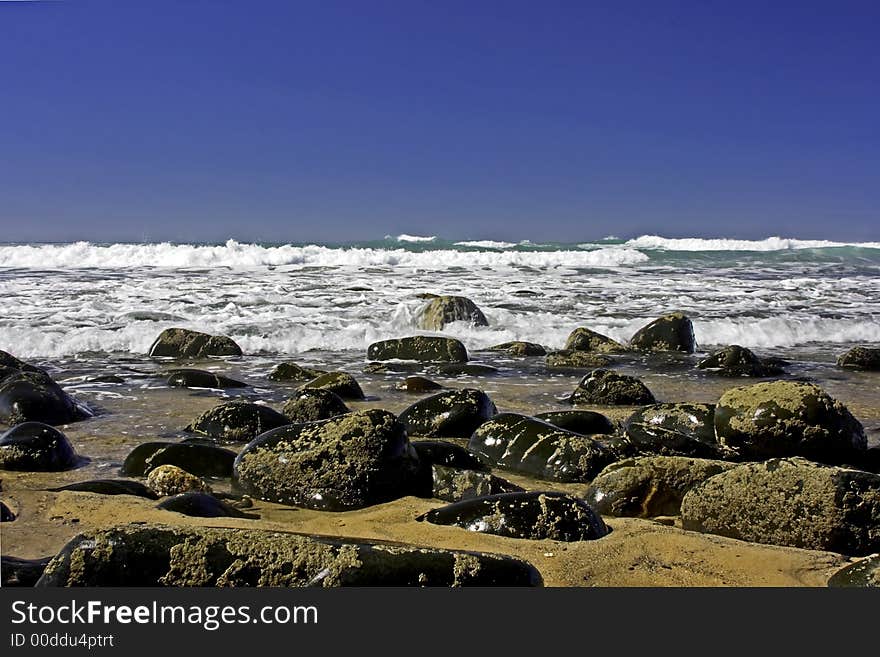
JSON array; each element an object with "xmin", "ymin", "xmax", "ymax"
[{"xmin": 1, "ymin": 0, "xmax": 877, "ymax": 243}]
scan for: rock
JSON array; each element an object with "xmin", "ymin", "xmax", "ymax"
[
  {"xmin": 121, "ymin": 442, "xmax": 236, "ymax": 477},
  {"xmin": 298, "ymin": 371, "xmax": 365, "ymax": 400},
  {"xmin": 430, "ymin": 465, "xmax": 523, "ymax": 502},
  {"xmin": 146, "ymin": 464, "xmax": 212, "ymax": 496},
  {"xmin": 585, "ymin": 456, "xmax": 736, "ymax": 517},
  {"xmin": 567, "ymin": 369, "xmax": 656, "ymax": 406},
  {"xmin": 50, "ymin": 479, "xmax": 157, "ymax": 499},
  {"xmin": 36, "ymin": 524, "xmax": 542, "ymax": 587},
  {"xmin": 412, "ymin": 440, "xmax": 488, "ymax": 472},
  {"xmin": 0, "ymin": 422, "xmax": 78, "ymax": 471},
  {"xmin": 714, "ymin": 380, "xmax": 866, "ymax": 462},
  {"xmin": 488, "ymin": 341, "xmax": 546, "ymax": 357},
  {"xmin": 629, "ymin": 312, "xmax": 696, "ymax": 353},
  {"xmin": 367, "ymin": 336, "xmax": 468, "ymax": 363},
  {"xmin": 418, "ymin": 295, "xmax": 488, "ymax": 330},
  {"xmin": 268, "ymin": 363, "xmax": 328, "ymax": 382},
  {"xmin": 282, "ymin": 389, "xmax": 350, "ymax": 423},
  {"xmin": 0, "ymin": 350, "xmax": 45, "ymax": 374},
  {"xmin": 427, "ymin": 363, "xmax": 499, "ymax": 377},
  {"xmin": 827, "ymin": 555, "xmax": 880, "ymax": 588},
  {"xmin": 184, "ymin": 400, "xmax": 290, "ymax": 443},
  {"xmin": 157, "ymin": 492, "xmax": 251, "ymax": 518},
  {"xmin": 680, "ymin": 457, "xmax": 880, "ymax": 556},
  {"xmin": 233, "ymin": 409, "xmax": 422, "ymax": 511},
  {"xmin": 468, "ymin": 413, "xmax": 613, "ymax": 482},
  {"xmin": 546, "ymin": 350, "xmax": 612, "ymax": 369},
  {"xmin": 148, "ymin": 328, "xmax": 242, "ymax": 358},
  {"xmin": 363, "ymin": 361, "xmax": 427, "ymax": 374},
  {"xmin": 398, "ymin": 388, "xmax": 496, "ymax": 438},
  {"xmin": 1, "ymin": 500, "xmax": 14, "ymax": 521},
  {"xmin": 2, "ymin": 556, "xmax": 52, "ymax": 587},
  {"xmin": 86, "ymin": 374, "xmax": 125, "ymax": 384},
  {"xmin": 418, "ymin": 491, "xmax": 609, "ymax": 542},
  {"xmin": 564, "ymin": 328, "xmax": 627, "ymax": 353},
  {"xmin": 697, "ymin": 345, "xmax": 784, "ymax": 377},
  {"xmin": 166, "ymin": 368, "xmax": 247, "ymax": 389},
  {"xmin": 837, "ymin": 346, "xmax": 880, "ymax": 371},
  {"xmin": 624, "ymin": 403, "xmax": 722, "ymax": 458},
  {"xmin": 0, "ymin": 371, "xmax": 89, "ymax": 426},
  {"xmin": 396, "ymin": 376, "xmax": 444, "ymax": 393},
  {"xmin": 534, "ymin": 410, "xmax": 616, "ymax": 436}
]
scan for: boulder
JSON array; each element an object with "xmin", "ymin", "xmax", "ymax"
[
  {"xmin": 534, "ymin": 410, "xmax": 616, "ymax": 436},
  {"xmin": 430, "ymin": 465, "xmax": 523, "ymax": 502},
  {"xmin": 714, "ymin": 380, "xmax": 866, "ymax": 462},
  {"xmin": 146, "ymin": 464, "xmax": 212, "ymax": 497},
  {"xmin": 0, "ymin": 350, "xmax": 45, "ymax": 374},
  {"xmin": 418, "ymin": 295, "xmax": 488, "ymax": 330},
  {"xmin": 1, "ymin": 500, "xmax": 14, "ymax": 522},
  {"xmin": 584, "ymin": 456, "xmax": 736, "ymax": 517},
  {"xmin": 567, "ymin": 369, "xmax": 656, "ymax": 406},
  {"xmin": 396, "ymin": 376, "xmax": 444, "ymax": 393},
  {"xmin": 564, "ymin": 328, "xmax": 627, "ymax": 353},
  {"xmin": 0, "ymin": 371, "xmax": 89, "ymax": 426},
  {"xmin": 156, "ymin": 492, "xmax": 251, "ymax": 518},
  {"xmin": 0, "ymin": 422, "xmax": 78, "ymax": 471},
  {"xmin": 697, "ymin": 345, "xmax": 784, "ymax": 377},
  {"xmin": 629, "ymin": 313, "xmax": 696, "ymax": 353},
  {"xmin": 680, "ymin": 457, "xmax": 880, "ymax": 556},
  {"xmin": 488, "ymin": 341, "xmax": 546, "ymax": 357},
  {"xmin": 165, "ymin": 369, "xmax": 247, "ymax": 389},
  {"xmin": 411, "ymin": 440, "xmax": 488, "ymax": 472},
  {"xmin": 121, "ymin": 442, "xmax": 236, "ymax": 477},
  {"xmin": 367, "ymin": 336, "xmax": 468, "ymax": 363},
  {"xmin": 184, "ymin": 400, "xmax": 290, "ymax": 443},
  {"xmin": 827, "ymin": 555, "xmax": 880, "ymax": 588},
  {"xmin": 624, "ymin": 403, "xmax": 722, "ymax": 458},
  {"xmin": 298, "ymin": 371, "xmax": 365, "ymax": 400},
  {"xmin": 267, "ymin": 363, "xmax": 328, "ymax": 382},
  {"xmin": 545, "ymin": 350, "xmax": 612, "ymax": 369},
  {"xmin": 837, "ymin": 346, "xmax": 880, "ymax": 371},
  {"xmin": 2, "ymin": 556, "xmax": 52, "ymax": 587},
  {"xmin": 282, "ymin": 389, "xmax": 350, "ymax": 423},
  {"xmin": 233, "ymin": 409, "xmax": 422, "ymax": 511},
  {"xmin": 398, "ymin": 388, "xmax": 496, "ymax": 438},
  {"xmin": 50, "ymin": 479, "xmax": 156, "ymax": 499},
  {"xmin": 148, "ymin": 328, "xmax": 242, "ymax": 358}
]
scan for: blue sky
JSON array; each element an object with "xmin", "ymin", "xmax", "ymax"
[{"xmin": 1, "ymin": 0, "xmax": 877, "ymax": 243}]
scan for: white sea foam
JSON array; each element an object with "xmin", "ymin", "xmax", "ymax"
[
  {"xmin": 389, "ymin": 234, "xmax": 437, "ymax": 243},
  {"xmin": 625, "ymin": 235, "xmax": 880, "ymax": 251},
  {"xmin": 453, "ymin": 240, "xmax": 518, "ymax": 249}
]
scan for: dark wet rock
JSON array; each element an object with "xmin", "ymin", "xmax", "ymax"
[
  {"xmin": 488, "ymin": 341, "xmax": 546, "ymax": 357},
  {"xmin": 298, "ymin": 371, "xmax": 365, "ymax": 400},
  {"xmin": 837, "ymin": 346, "xmax": 880, "ymax": 371},
  {"xmin": 282, "ymin": 389, "xmax": 350, "ymax": 423},
  {"xmin": 714, "ymin": 380, "xmax": 866, "ymax": 462},
  {"xmin": 564, "ymin": 327, "xmax": 627, "ymax": 353},
  {"xmin": 367, "ymin": 336, "xmax": 468, "ymax": 363},
  {"xmin": 427, "ymin": 363, "xmax": 500, "ymax": 377},
  {"xmin": 146, "ymin": 464, "xmax": 212, "ymax": 496},
  {"xmin": 850, "ymin": 446, "xmax": 880, "ymax": 474},
  {"xmin": 166, "ymin": 368, "xmax": 247, "ymax": 389},
  {"xmin": 546, "ymin": 350, "xmax": 612, "ymax": 369},
  {"xmin": 148, "ymin": 328, "xmax": 242, "ymax": 358},
  {"xmin": 624, "ymin": 403, "xmax": 722, "ymax": 458},
  {"xmin": 36, "ymin": 524, "xmax": 543, "ymax": 587},
  {"xmin": 2, "ymin": 556, "xmax": 52, "ymax": 587},
  {"xmin": 1, "ymin": 500, "xmax": 14, "ymax": 521},
  {"xmin": 585, "ymin": 456, "xmax": 736, "ymax": 517},
  {"xmin": 121, "ymin": 442, "xmax": 236, "ymax": 477},
  {"xmin": 567, "ymin": 369, "xmax": 656, "ymax": 406},
  {"xmin": 629, "ymin": 312, "xmax": 696, "ymax": 353},
  {"xmin": 0, "ymin": 371, "xmax": 90, "ymax": 426},
  {"xmin": 86, "ymin": 374, "xmax": 126, "ymax": 384},
  {"xmin": 0, "ymin": 350, "xmax": 45, "ymax": 374},
  {"xmin": 430, "ymin": 465, "xmax": 523, "ymax": 502},
  {"xmin": 534, "ymin": 410, "xmax": 616, "ymax": 436},
  {"xmin": 363, "ymin": 361, "xmax": 427, "ymax": 374},
  {"xmin": 50, "ymin": 479, "xmax": 157, "ymax": 499},
  {"xmin": 396, "ymin": 376, "xmax": 444, "ymax": 393},
  {"xmin": 157, "ymin": 492, "xmax": 252, "ymax": 518},
  {"xmin": 597, "ymin": 434, "xmax": 640, "ymax": 462},
  {"xmin": 468, "ymin": 413, "xmax": 613, "ymax": 482},
  {"xmin": 184, "ymin": 400, "xmax": 290, "ymax": 443},
  {"xmin": 680, "ymin": 457, "xmax": 880, "ymax": 556},
  {"xmin": 399, "ymin": 388, "xmax": 497, "ymax": 438},
  {"xmin": 0, "ymin": 422, "xmax": 78, "ymax": 471},
  {"xmin": 827, "ymin": 555, "xmax": 880, "ymax": 588},
  {"xmin": 418, "ymin": 491, "xmax": 609, "ymax": 542},
  {"xmin": 268, "ymin": 362, "xmax": 328, "ymax": 382},
  {"xmin": 233, "ymin": 409, "xmax": 422, "ymax": 511},
  {"xmin": 697, "ymin": 345, "xmax": 785, "ymax": 377},
  {"xmin": 412, "ymin": 440, "xmax": 488, "ymax": 472},
  {"xmin": 418, "ymin": 295, "xmax": 488, "ymax": 330}
]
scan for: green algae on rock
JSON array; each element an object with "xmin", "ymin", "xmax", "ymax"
[
  {"xmin": 148, "ymin": 328, "xmax": 242, "ymax": 358},
  {"xmin": 567, "ymin": 369, "xmax": 656, "ymax": 406},
  {"xmin": 696, "ymin": 345, "xmax": 785, "ymax": 377},
  {"xmin": 282, "ymin": 388, "xmax": 350, "ymax": 423},
  {"xmin": 0, "ymin": 371, "xmax": 90, "ymax": 426},
  {"xmin": 298, "ymin": 371, "xmax": 365, "ymax": 400},
  {"xmin": 36, "ymin": 524, "xmax": 543, "ymax": 587},
  {"xmin": 430, "ymin": 464, "xmax": 523, "ymax": 502},
  {"xmin": 418, "ymin": 491, "xmax": 609, "ymax": 542},
  {"xmin": 545, "ymin": 350, "xmax": 613, "ymax": 369},
  {"xmin": 417, "ymin": 295, "xmax": 488, "ymax": 331},
  {"xmin": 121, "ymin": 441, "xmax": 236, "ymax": 477},
  {"xmin": 629, "ymin": 312, "xmax": 696, "ymax": 353},
  {"xmin": 233, "ymin": 409, "xmax": 421, "ymax": 511},
  {"xmin": 146, "ymin": 464, "xmax": 212, "ymax": 497},
  {"xmin": 398, "ymin": 388, "xmax": 497, "ymax": 438},
  {"xmin": 184, "ymin": 400, "xmax": 290, "ymax": 443},
  {"xmin": 837, "ymin": 346, "xmax": 880, "ymax": 371},
  {"xmin": 564, "ymin": 327, "xmax": 627, "ymax": 353},
  {"xmin": 488, "ymin": 341, "xmax": 546, "ymax": 356},
  {"xmin": 267, "ymin": 362, "xmax": 328, "ymax": 382},
  {"xmin": 165, "ymin": 368, "xmax": 247, "ymax": 389},
  {"xmin": 367, "ymin": 336, "xmax": 468, "ymax": 362},
  {"xmin": 0, "ymin": 422, "xmax": 79, "ymax": 471},
  {"xmin": 624, "ymin": 403, "xmax": 723, "ymax": 458}
]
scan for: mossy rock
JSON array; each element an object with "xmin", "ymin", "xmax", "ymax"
[
  {"xmin": 837, "ymin": 346, "xmax": 880, "ymax": 371},
  {"xmin": 418, "ymin": 295, "xmax": 488, "ymax": 330},
  {"xmin": 184, "ymin": 400, "xmax": 290, "ymax": 443},
  {"xmin": 487, "ymin": 341, "xmax": 546, "ymax": 357},
  {"xmin": 714, "ymin": 380, "xmax": 866, "ymax": 462},
  {"xmin": 468, "ymin": 413, "xmax": 613, "ymax": 482},
  {"xmin": 0, "ymin": 371, "xmax": 90, "ymax": 426},
  {"xmin": 564, "ymin": 328, "xmax": 627, "ymax": 353},
  {"xmin": 35, "ymin": 524, "xmax": 543, "ymax": 586},
  {"xmin": 696, "ymin": 345, "xmax": 784, "ymax": 377},
  {"xmin": 50, "ymin": 479, "xmax": 157, "ymax": 499},
  {"xmin": 680, "ymin": 457, "xmax": 880, "ymax": 556},
  {"xmin": 267, "ymin": 363, "xmax": 328, "ymax": 382},
  {"xmin": 396, "ymin": 376, "xmax": 444, "ymax": 393},
  {"xmin": 148, "ymin": 328, "xmax": 242, "ymax": 358},
  {"xmin": 367, "ymin": 336, "xmax": 468, "ymax": 363},
  {"xmin": 624, "ymin": 403, "xmax": 722, "ymax": 458},
  {"xmin": 418, "ymin": 491, "xmax": 608, "ymax": 542},
  {"xmin": 546, "ymin": 350, "xmax": 612, "ymax": 369},
  {"xmin": 567, "ymin": 369, "xmax": 656, "ymax": 406},
  {"xmin": 282, "ymin": 389, "xmax": 350, "ymax": 423},
  {"xmin": 165, "ymin": 369, "xmax": 247, "ymax": 389},
  {"xmin": 629, "ymin": 312, "xmax": 696, "ymax": 353},
  {"xmin": 121, "ymin": 441, "xmax": 236, "ymax": 477},
  {"xmin": 430, "ymin": 465, "xmax": 523, "ymax": 502},
  {"xmin": 156, "ymin": 492, "xmax": 251, "ymax": 518},
  {"xmin": 534, "ymin": 410, "xmax": 616, "ymax": 436},
  {"xmin": 827, "ymin": 555, "xmax": 880, "ymax": 588},
  {"xmin": 585, "ymin": 456, "xmax": 736, "ymax": 517},
  {"xmin": 233, "ymin": 409, "xmax": 422, "ymax": 511},
  {"xmin": 298, "ymin": 371, "xmax": 365, "ymax": 400},
  {"xmin": 0, "ymin": 422, "xmax": 78, "ymax": 471},
  {"xmin": 398, "ymin": 388, "xmax": 497, "ymax": 438},
  {"xmin": 146, "ymin": 464, "xmax": 212, "ymax": 496}
]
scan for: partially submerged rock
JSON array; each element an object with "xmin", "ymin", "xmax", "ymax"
[
  {"xmin": 488, "ymin": 341, "xmax": 546, "ymax": 357},
  {"xmin": 837, "ymin": 346, "xmax": 880, "ymax": 371},
  {"xmin": 0, "ymin": 371, "xmax": 90, "ymax": 426},
  {"xmin": 121, "ymin": 442, "xmax": 236, "ymax": 477},
  {"xmin": 564, "ymin": 327, "xmax": 627, "ymax": 353},
  {"xmin": 396, "ymin": 376, "xmax": 444, "ymax": 393},
  {"xmin": 148, "ymin": 328, "xmax": 242, "ymax": 358},
  {"xmin": 398, "ymin": 388, "xmax": 496, "ymax": 438},
  {"xmin": 184, "ymin": 400, "xmax": 290, "ymax": 443},
  {"xmin": 268, "ymin": 363, "xmax": 328, "ymax": 382},
  {"xmin": 0, "ymin": 422, "xmax": 78, "ymax": 471},
  {"xmin": 165, "ymin": 369, "xmax": 247, "ymax": 389},
  {"xmin": 298, "ymin": 371, "xmax": 365, "ymax": 400},
  {"xmin": 146, "ymin": 464, "xmax": 212, "ymax": 496},
  {"xmin": 156, "ymin": 492, "xmax": 251, "ymax": 518},
  {"xmin": 546, "ymin": 350, "xmax": 612, "ymax": 369},
  {"xmin": 426, "ymin": 363, "xmax": 500, "ymax": 377},
  {"xmin": 0, "ymin": 350, "xmax": 45, "ymax": 375},
  {"xmin": 629, "ymin": 313, "xmax": 696, "ymax": 353},
  {"xmin": 282, "ymin": 389, "xmax": 350, "ymax": 423},
  {"xmin": 697, "ymin": 345, "xmax": 784, "ymax": 377},
  {"xmin": 430, "ymin": 465, "xmax": 523, "ymax": 502},
  {"xmin": 50, "ymin": 479, "xmax": 157, "ymax": 499},
  {"xmin": 567, "ymin": 369, "xmax": 656, "ymax": 406},
  {"xmin": 534, "ymin": 410, "xmax": 616, "ymax": 436},
  {"xmin": 624, "ymin": 403, "xmax": 722, "ymax": 458},
  {"xmin": 418, "ymin": 295, "xmax": 489, "ymax": 330},
  {"xmin": 367, "ymin": 336, "xmax": 468, "ymax": 363}
]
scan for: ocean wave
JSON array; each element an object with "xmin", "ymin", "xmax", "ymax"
[
  {"xmin": 453, "ymin": 240, "xmax": 518, "ymax": 249},
  {"xmin": 624, "ymin": 235, "xmax": 880, "ymax": 251},
  {"xmin": 387, "ymin": 234, "xmax": 437, "ymax": 243}
]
